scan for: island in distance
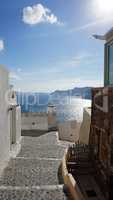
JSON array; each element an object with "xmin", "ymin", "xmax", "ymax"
[{"xmin": 51, "ymin": 87, "xmax": 92, "ymax": 100}]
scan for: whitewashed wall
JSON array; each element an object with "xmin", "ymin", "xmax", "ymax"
[
  {"xmin": 0, "ymin": 66, "xmax": 22, "ymax": 174},
  {"xmin": 21, "ymin": 112, "xmax": 48, "ymax": 131},
  {"xmin": 58, "ymin": 120, "xmax": 81, "ymax": 142},
  {"xmin": 15, "ymin": 106, "xmax": 21, "ymax": 142},
  {"xmin": 48, "ymin": 113, "xmax": 57, "ymax": 129},
  {"xmin": 10, "ymin": 106, "xmax": 21, "ymax": 144},
  {"xmin": 0, "ymin": 66, "xmax": 10, "ymax": 174},
  {"xmin": 79, "ymin": 107, "xmax": 91, "ymax": 144}
]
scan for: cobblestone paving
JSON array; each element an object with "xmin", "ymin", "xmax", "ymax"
[
  {"xmin": 18, "ymin": 145, "xmax": 66, "ymax": 159},
  {"xmin": 0, "ymin": 131, "xmax": 70, "ymax": 200},
  {"xmin": 0, "ymin": 186, "xmax": 68, "ymax": 200},
  {"xmin": 0, "ymin": 159, "xmax": 62, "ymax": 186}
]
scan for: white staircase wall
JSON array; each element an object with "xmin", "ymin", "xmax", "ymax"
[
  {"xmin": 0, "ymin": 66, "xmax": 10, "ymax": 174},
  {"xmin": 15, "ymin": 106, "xmax": 21, "ymax": 143}
]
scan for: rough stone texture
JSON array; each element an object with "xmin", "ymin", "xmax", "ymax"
[
  {"xmin": 18, "ymin": 145, "xmax": 65, "ymax": 159},
  {"xmin": 0, "ymin": 158, "xmax": 62, "ymax": 186},
  {"xmin": 18, "ymin": 131, "xmax": 68, "ymax": 159},
  {"xmin": 0, "ymin": 131, "xmax": 70, "ymax": 199},
  {"xmin": 90, "ymin": 87, "xmax": 113, "ymax": 198},
  {"xmin": 21, "ymin": 132, "xmax": 58, "ymax": 146},
  {"xmin": 0, "ymin": 186, "xmax": 69, "ymax": 200}
]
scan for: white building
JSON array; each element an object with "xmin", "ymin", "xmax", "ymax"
[{"xmin": 0, "ymin": 65, "xmax": 21, "ymax": 175}]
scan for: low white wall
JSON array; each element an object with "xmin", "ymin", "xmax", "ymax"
[
  {"xmin": 79, "ymin": 107, "xmax": 91, "ymax": 144},
  {"xmin": 0, "ymin": 66, "xmax": 10, "ymax": 175},
  {"xmin": 21, "ymin": 112, "xmax": 48, "ymax": 131},
  {"xmin": 9, "ymin": 106, "xmax": 21, "ymax": 145},
  {"xmin": 58, "ymin": 120, "xmax": 81, "ymax": 142},
  {"xmin": 15, "ymin": 106, "xmax": 21, "ymax": 142},
  {"xmin": 48, "ymin": 112, "xmax": 57, "ymax": 129}
]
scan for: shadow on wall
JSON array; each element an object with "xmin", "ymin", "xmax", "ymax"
[
  {"xmin": 58, "ymin": 120, "xmax": 81, "ymax": 142},
  {"xmin": 21, "ymin": 130, "xmax": 51, "ymax": 137},
  {"xmin": 79, "ymin": 107, "xmax": 91, "ymax": 145},
  {"xmin": 58, "ymin": 107, "xmax": 91, "ymax": 143}
]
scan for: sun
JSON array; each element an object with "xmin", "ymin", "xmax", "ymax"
[{"xmin": 94, "ymin": 0, "xmax": 113, "ymax": 18}]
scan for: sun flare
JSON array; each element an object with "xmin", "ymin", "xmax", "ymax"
[{"xmin": 94, "ymin": 0, "xmax": 113, "ymax": 18}]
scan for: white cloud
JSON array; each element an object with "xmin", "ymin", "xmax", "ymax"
[
  {"xmin": 12, "ymin": 75, "xmax": 103, "ymax": 92},
  {"xmin": 76, "ymin": 79, "xmax": 103, "ymax": 87},
  {"xmin": 17, "ymin": 68, "xmax": 22, "ymax": 73},
  {"xmin": 9, "ymin": 72, "xmax": 21, "ymax": 81},
  {"xmin": 70, "ymin": 53, "xmax": 92, "ymax": 65},
  {"xmin": 0, "ymin": 40, "xmax": 4, "ymax": 51},
  {"xmin": 22, "ymin": 3, "xmax": 62, "ymax": 25},
  {"xmin": 70, "ymin": 17, "xmax": 113, "ymax": 33},
  {"xmin": 13, "ymin": 78, "xmax": 80, "ymax": 92},
  {"xmin": 69, "ymin": 0, "xmax": 113, "ymax": 33},
  {"xmin": 63, "ymin": 52, "xmax": 97, "ymax": 68}
]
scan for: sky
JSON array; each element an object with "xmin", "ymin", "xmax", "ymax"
[{"xmin": 0, "ymin": 0, "xmax": 113, "ymax": 92}]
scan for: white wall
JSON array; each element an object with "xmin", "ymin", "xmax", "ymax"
[
  {"xmin": 58, "ymin": 120, "xmax": 81, "ymax": 142},
  {"xmin": 21, "ymin": 112, "xmax": 48, "ymax": 131},
  {"xmin": 79, "ymin": 107, "xmax": 91, "ymax": 144},
  {"xmin": 47, "ymin": 106, "xmax": 57, "ymax": 129},
  {"xmin": 0, "ymin": 66, "xmax": 10, "ymax": 174},
  {"xmin": 10, "ymin": 106, "xmax": 21, "ymax": 144},
  {"xmin": 58, "ymin": 107, "xmax": 91, "ymax": 143},
  {"xmin": 48, "ymin": 113, "xmax": 57, "ymax": 129},
  {"xmin": 15, "ymin": 106, "xmax": 21, "ymax": 143}
]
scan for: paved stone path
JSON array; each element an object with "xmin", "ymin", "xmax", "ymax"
[{"xmin": 0, "ymin": 132, "xmax": 70, "ymax": 200}]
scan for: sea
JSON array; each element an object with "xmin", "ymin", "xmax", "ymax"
[{"xmin": 17, "ymin": 93, "xmax": 91, "ymax": 123}]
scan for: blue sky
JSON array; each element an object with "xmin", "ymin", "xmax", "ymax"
[{"xmin": 0, "ymin": 0, "xmax": 113, "ymax": 92}]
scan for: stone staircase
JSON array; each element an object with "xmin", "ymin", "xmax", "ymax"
[{"xmin": 0, "ymin": 132, "xmax": 70, "ymax": 200}]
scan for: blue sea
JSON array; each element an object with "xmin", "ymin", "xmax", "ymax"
[{"xmin": 17, "ymin": 93, "xmax": 91, "ymax": 123}]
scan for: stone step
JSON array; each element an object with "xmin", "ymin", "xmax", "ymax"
[
  {"xmin": 0, "ymin": 185, "xmax": 69, "ymax": 200},
  {"xmin": 21, "ymin": 132, "xmax": 70, "ymax": 148},
  {"xmin": 17, "ymin": 145, "xmax": 66, "ymax": 159},
  {"xmin": 21, "ymin": 132, "xmax": 58, "ymax": 146},
  {"xmin": 0, "ymin": 158, "xmax": 63, "ymax": 187}
]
